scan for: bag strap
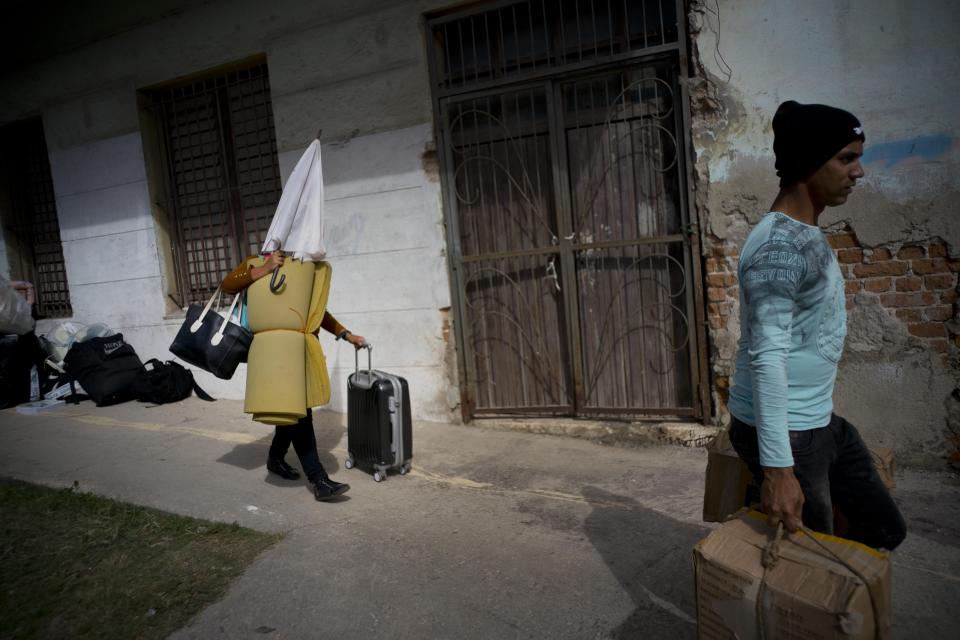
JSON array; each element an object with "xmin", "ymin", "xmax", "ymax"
[
  {"xmin": 226, "ymin": 290, "xmax": 244, "ymax": 324},
  {"xmin": 190, "ymin": 286, "xmax": 223, "ymax": 334},
  {"xmin": 212, "ymin": 292, "xmax": 244, "ymax": 346},
  {"xmin": 64, "ymin": 376, "xmax": 89, "ymax": 404},
  {"xmin": 161, "ymin": 359, "xmax": 215, "ymax": 402},
  {"xmin": 192, "ymin": 378, "xmax": 215, "ymax": 402}
]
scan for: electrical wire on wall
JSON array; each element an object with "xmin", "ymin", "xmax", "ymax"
[{"xmin": 704, "ymin": 0, "xmax": 733, "ymax": 82}]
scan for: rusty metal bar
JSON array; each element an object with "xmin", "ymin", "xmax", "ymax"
[
  {"xmin": 573, "ymin": 233, "xmax": 686, "ymax": 251},
  {"xmin": 473, "ymin": 405, "xmax": 576, "ymax": 416},
  {"xmin": 459, "ymin": 245, "xmax": 560, "ymax": 264},
  {"xmin": 457, "ymin": 20, "xmax": 467, "ymax": 91},
  {"xmin": 471, "ymin": 405, "xmax": 696, "ymax": 417},
  {"xmin": 527, "ymin": 1, "xmax": 536, "ymax": 72},
  {"xmin": 444, "ymin": 23, "xmax": 453, "ymax": 89},
  {"xmin": 470, "ymin": 14, "xmax": 479, "ymax": 84},
  {"xmin": 540, "ymin": 0, "xmax": 552, "ymax": 63},
  {"xmin": 673, "ymin": 3, "xmax": 711, "ymax": 418}
]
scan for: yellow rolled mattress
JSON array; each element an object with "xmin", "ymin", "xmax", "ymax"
[{"xmin": 244, "ymin": 257, "xmax": 333, "ymax": 425}]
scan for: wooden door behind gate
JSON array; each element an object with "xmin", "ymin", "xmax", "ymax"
[{"xmin": 443, "ymin": 87, "xmax": 574, "ymax": 414}]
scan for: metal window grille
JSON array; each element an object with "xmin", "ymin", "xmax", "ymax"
[
  {"xmin": 0, "ymin": 118, "xmax": 72, "ymax": 318},
  {"xmin": 429, "ymin": 0, "xmax": 679, "ymax": 95},
  {"xmin": 144, "ymin": 62, "xmax": 282, "ymax": 306}
]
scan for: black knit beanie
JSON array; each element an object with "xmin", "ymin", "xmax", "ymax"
[{"xmin": 773, "ymin": 101, "xmax": 865, "ymax": 186}]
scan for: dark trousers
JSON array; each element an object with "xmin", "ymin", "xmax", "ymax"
[
  {"xmin": 729, "ymin": 413, "xmax": 906, "ymax": 550},
  {"xmin": 268, "ymin": 408, "xmax": 328, "ymax": 483}
]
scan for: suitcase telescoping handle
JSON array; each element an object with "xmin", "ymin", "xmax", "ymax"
[{"xmin": 354, "ymin": 343, "xmax": 373, "ymax": 377}]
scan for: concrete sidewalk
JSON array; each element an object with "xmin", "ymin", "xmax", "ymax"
[{"xmin": 1, "ymin": 399, "xmax": 958, "ymax": 639}]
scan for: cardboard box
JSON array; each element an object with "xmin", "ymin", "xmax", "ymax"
[
  {"xmin": 870, "ymin": 448, "xmax": 896, "ymax": 492},
  {"xmin": 703, "ymin": 431, "xmax": 897, "ymax": 523},
  {"xmin": 693, "ymin": 510, "xmax": 891, "ymax": 640},
  {"xmin": 702, "ymin": 429, "xmax": 758, "ymax": 523}
]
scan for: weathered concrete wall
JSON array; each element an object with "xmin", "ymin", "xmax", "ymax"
[
  {"xmin": 689, "ymin": 0, "xmax": 960, "ymax": 465},
  {"xmin": 0, "ymin": 0, "xmax": 460, "ymax": 421}
]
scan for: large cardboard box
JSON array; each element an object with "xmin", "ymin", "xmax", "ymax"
[{"xmin": 693, "ymin": 510, "xmax": 891, "ymax": 640}]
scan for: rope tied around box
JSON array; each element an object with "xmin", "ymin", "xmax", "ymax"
[{"xmin": 756, "ymin": 522, "xmax": 882, "ymax": 640}]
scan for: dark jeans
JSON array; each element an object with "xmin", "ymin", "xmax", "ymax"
[
  {"xmin": 729, "ymin": 413, "xmax": 906, "ymax": 550},
  {"xmin": 268, "ymin": 408, "xmax": 328, "ymax": 483}
]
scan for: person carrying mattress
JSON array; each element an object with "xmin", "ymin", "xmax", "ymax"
[{"xmin": 223, "ymin": 139, "xmax": 365, "ymax": 502}]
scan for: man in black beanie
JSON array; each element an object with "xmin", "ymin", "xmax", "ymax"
[{"xmin": 725, "ymin": 100, "xmax": 906, "ymax": 549}]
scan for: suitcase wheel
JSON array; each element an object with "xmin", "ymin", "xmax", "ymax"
[
  {"xmin": 399, "ymin": 463, "xmax": 410, "ymax": 475},
  {"xmin": 344, "ymin": 458, "xmax": 354, "ymax": 470},
  {"xmin": 373, "ymin": 470, "xmax": 386, "ymax": 483}
]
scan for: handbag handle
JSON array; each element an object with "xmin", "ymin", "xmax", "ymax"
[
  {"xmin": 190, "ymin": 286, "xmax": 223, "ymax": 333},
  {"xmin": 227, "ymin": 291, "xmax": 245, "ymax": 324},
  {"xmin": 211, "ymin": 291, "xmax": 244, "ymax": 346}
]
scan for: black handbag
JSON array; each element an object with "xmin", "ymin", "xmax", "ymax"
[{"xmin": 169, "ymin": 288, "xmax": 252, "ymax": 380}]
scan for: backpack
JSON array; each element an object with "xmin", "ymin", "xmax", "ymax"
[
  {"xmin": 63, "ymin": 333, "xmax": 145, "ymax": 406},
  {"xmin": 130, "ymin": 359, "xmax": 214, "ymax": 404}
]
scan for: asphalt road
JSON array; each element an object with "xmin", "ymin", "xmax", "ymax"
[{"xmin": 1, "ymin": 399, "xmax": 957, "ymax": 639}]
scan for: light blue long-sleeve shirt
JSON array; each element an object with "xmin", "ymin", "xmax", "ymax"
[{"xmin": 727, "ymin": 212, "xmax": 847, "ymax": 467}]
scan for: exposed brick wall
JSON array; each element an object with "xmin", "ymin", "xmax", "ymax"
[
  {"xmin": 703, "ymin": 230, "xmax": 960, "ymax": 419},
  {"xmin": 830, "ymin": 229, "xmax": 960, "ymax": 356},
  {"xmin": 704, "ymin": 239, "xmax": 741, "ymax": 412}
]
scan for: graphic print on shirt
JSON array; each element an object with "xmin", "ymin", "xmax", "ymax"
[
  {"xmin": 742, "ymin": 216, "xmax": 817, "ymax": 339},
  {"xmin": 816, "ymin": 253, "xmax": 847, "ymax": 363}
]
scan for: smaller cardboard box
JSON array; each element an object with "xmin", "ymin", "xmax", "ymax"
[
  {"xmin": 703, "ymin": 431, "xmax": 896, "ymax": 523},
  {"xmin": 702, "ymin": 429, "xmax": 757, "ymax": 523},
  {"xmin": 693, "ymin": 510, "xmax": 891, "ymax": 640},
  {"xmin": 870, "ymin": 447, "xmax": 896, "ymax": 492}
]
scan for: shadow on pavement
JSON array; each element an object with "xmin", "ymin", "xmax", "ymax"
[
  {"xmin": 314, "ymin": 418, "xmax": 344, "ymax": 474},
  {"xmin": 582, "ymin": 486, "xmax": 707, "ymax": 640},
  {"xmin": 217, "ymin": 434, "xmax": 272, "ymax": 470},
  {"xmin": 215, "ymin": 417, "xmax": 342, "ymax": 475}
]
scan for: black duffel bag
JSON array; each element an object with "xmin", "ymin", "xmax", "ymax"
[
  {"xmin": 170, "ymin": 287, "xmax": 251, "ymax": 380},
  {"xmin": 130, "ymin": 359, "xmax": 215, "ymax": 404},
  {"xmin": 64, "ymin": 334, "xmax": 145, "ymax": 406}
]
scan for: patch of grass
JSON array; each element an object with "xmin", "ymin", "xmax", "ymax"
[{"xmin": 0, "ymin": 478, "xmax": 282, "ymax": 639}]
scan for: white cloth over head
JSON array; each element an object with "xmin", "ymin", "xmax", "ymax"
[{"xmin": 261, "ymin": 139, "xmax": 326, "ymax": 262}]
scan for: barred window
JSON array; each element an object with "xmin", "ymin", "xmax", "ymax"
[
  {"xmin": 142, "ymin": 60, "xmax": 282, "ymax": 306},
  {"xmin": 429, "ymin": 0, "xmax": 679, "ymax": 94},
  {"xmin": 0, "ymin": 118, "xmax": 72, "ymax": 318}
]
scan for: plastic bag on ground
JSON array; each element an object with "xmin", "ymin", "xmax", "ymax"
[
  {"xmin": 43, "ymin": 321, "xmax": 115, "ymax": 366},
  {"xmin": 0, "ymin": 276, "xmax": 34, "ymax": 335}
]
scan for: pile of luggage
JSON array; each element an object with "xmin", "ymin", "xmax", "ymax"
[
  {"xmin": 1, "ymin": 277, "xmax": 211, "ymax": 411},
  {"xmin": 1, "ymin": 330, "xmax": 213, "ymax": 410}
]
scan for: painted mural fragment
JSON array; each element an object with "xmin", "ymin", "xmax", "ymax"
[{"xmin": 862, "ymin": 134, "xmax": 957, "ymax": 169}]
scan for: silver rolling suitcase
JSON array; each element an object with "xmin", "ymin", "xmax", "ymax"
[{"xmin": 345, "ymin": 345, "xmax": 412, "ymax": 482}]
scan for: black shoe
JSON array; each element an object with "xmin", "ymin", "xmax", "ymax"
[
  {"xmin": 267, "ymin": 457, "xmax": 301, "ymax": 480},
  {"xmin": 311, "ymin": 478, "xmax": 350, "ymax": 501}
]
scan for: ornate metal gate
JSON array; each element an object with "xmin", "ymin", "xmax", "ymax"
[{"xmin": 429, "ymin": 1, "xmax": 706, "ymax": 419}]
